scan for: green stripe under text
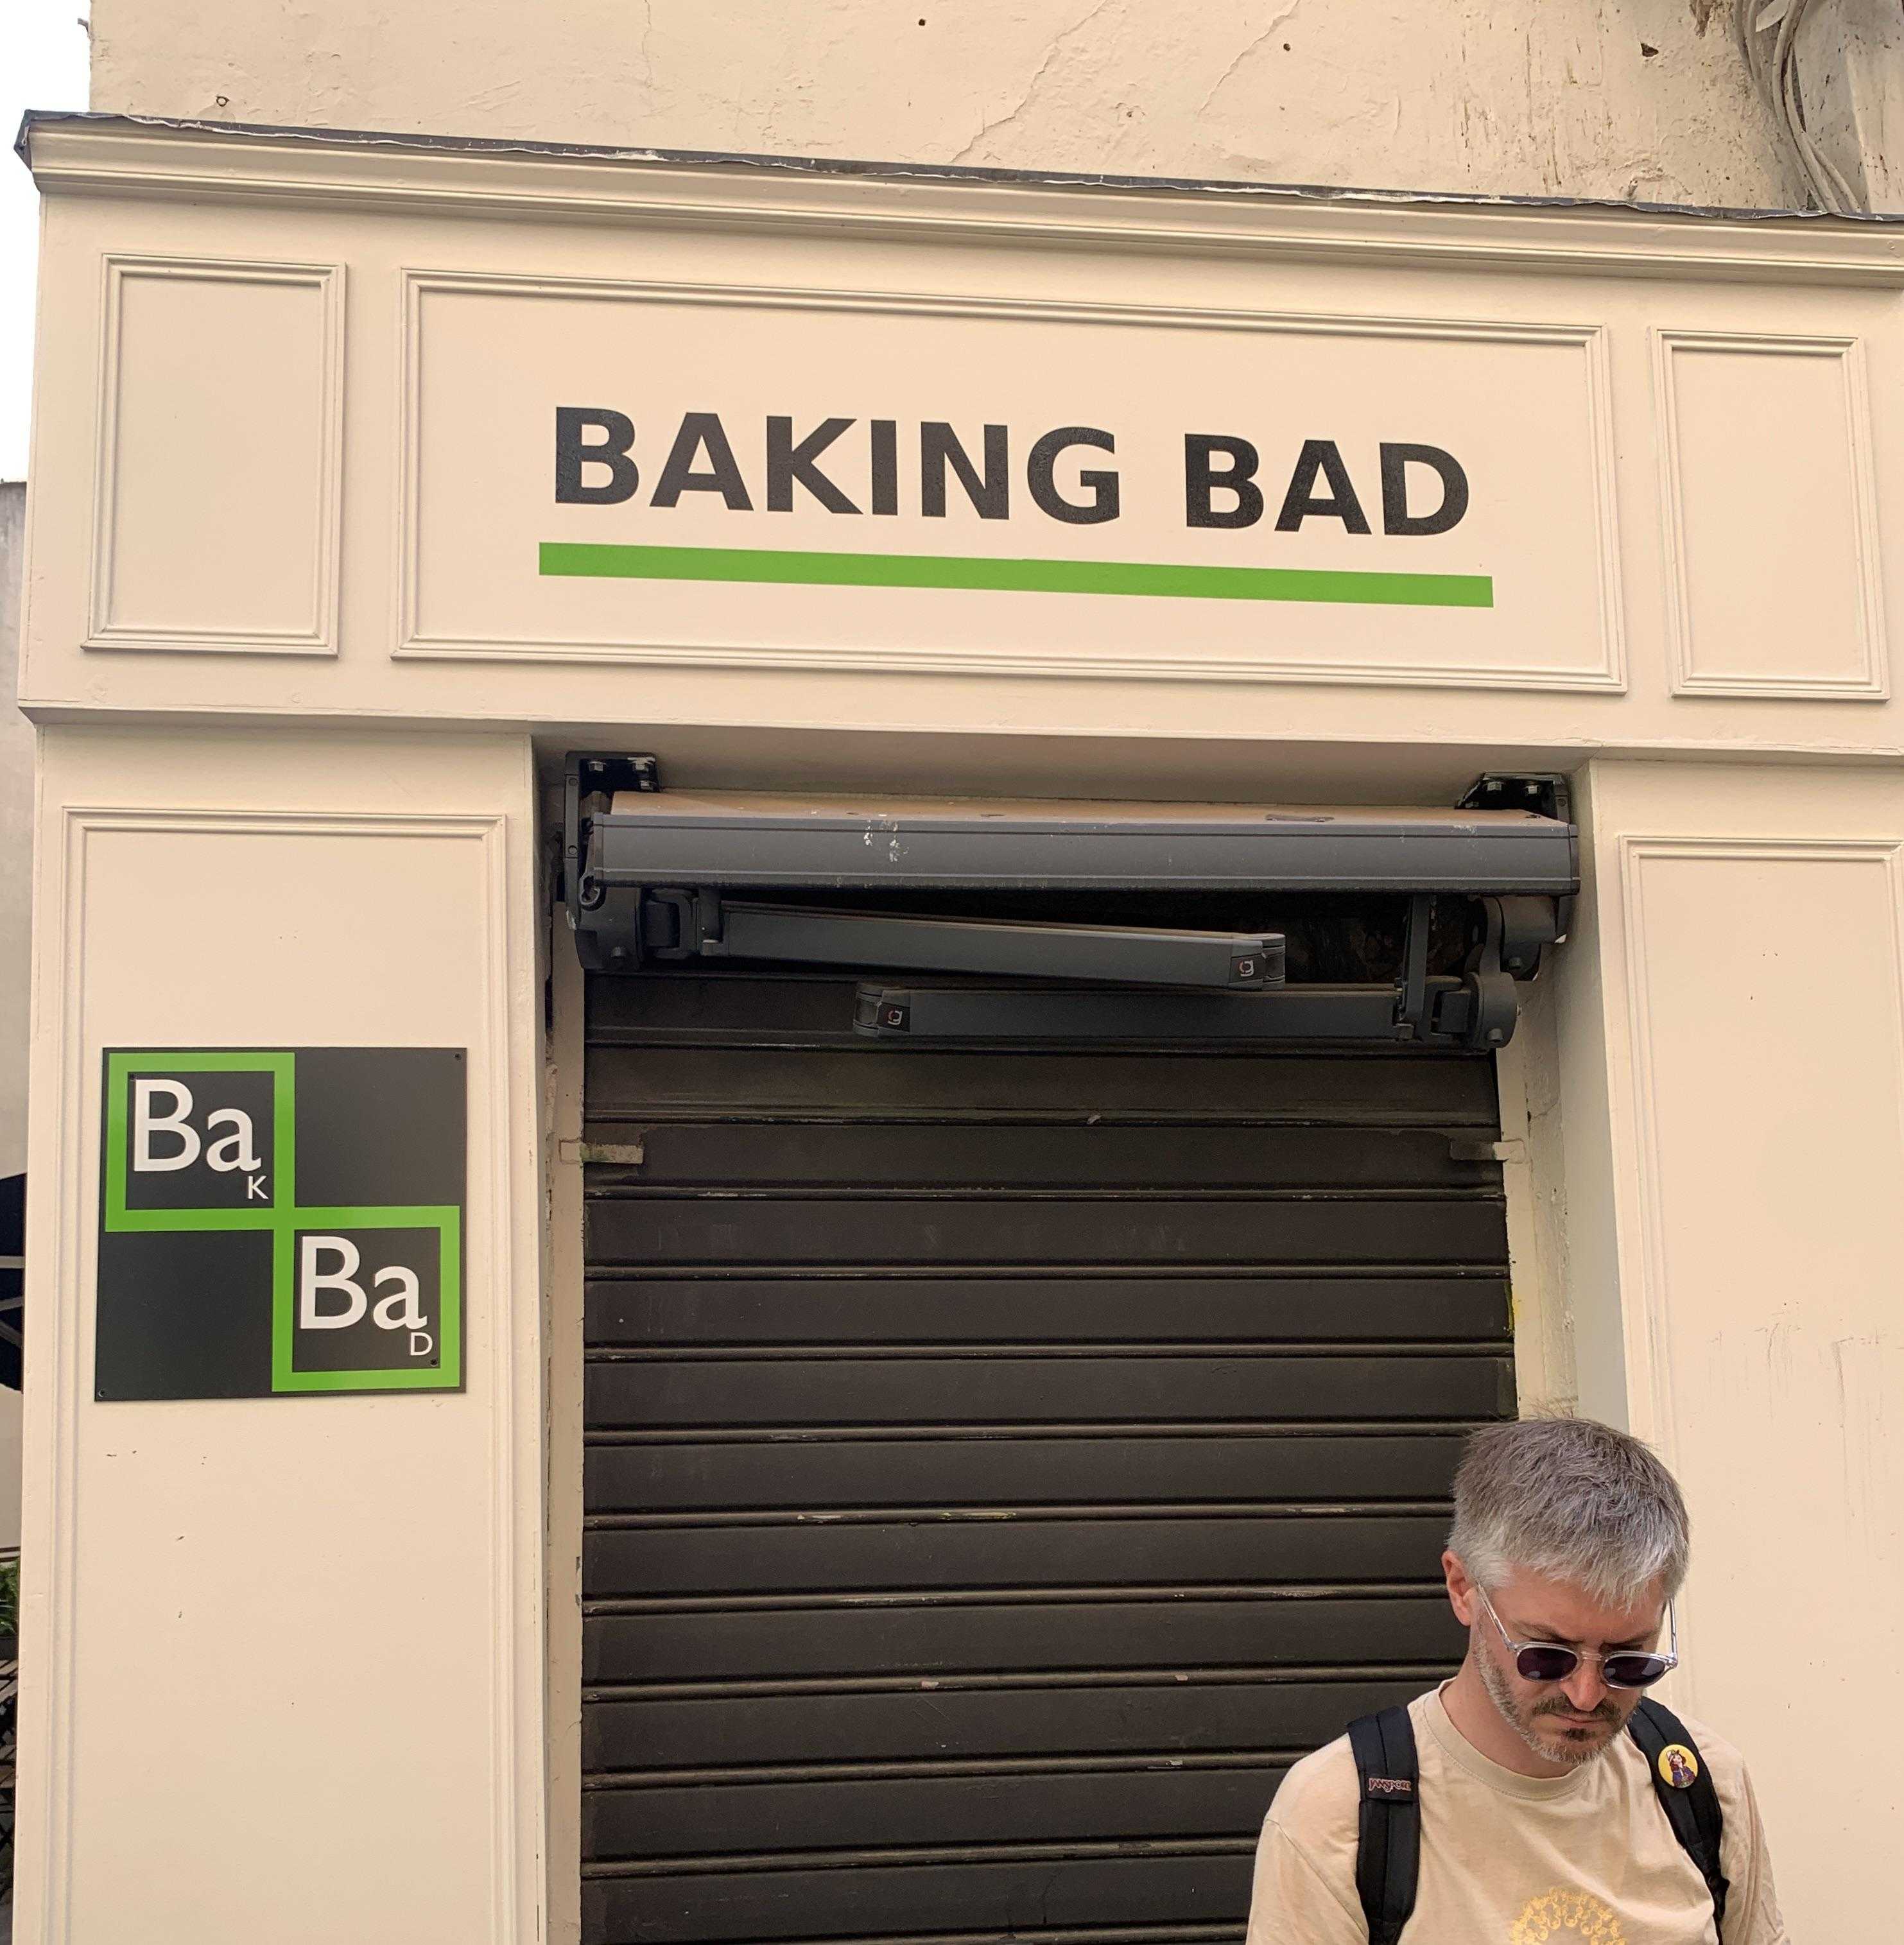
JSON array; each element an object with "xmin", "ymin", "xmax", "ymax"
[{"xmin": 539, "ymin": 541, "xmax": 1493, "ymax": 609}]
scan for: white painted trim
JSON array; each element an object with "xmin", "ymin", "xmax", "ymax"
[
  {"xmin": 1616, "ymin": 833, "xmax": 1904, "ymax": 1446},
  {"xmin": 1493, "ymin": 983, "xmax": 1579, "ymax": 1419},
  {"xmin": 24, "ymin": 120, "xmax": 1904, "ymax": 289},
  {"xmin": 86, "ymin": 255, "xmax": 346, "ymax": 657},
  {"xmin": 479, "ymin": 768, "xmax": 553, "ymax": 1945},
  {"xmin": 1652, "ymin": 329, "xmax": 1888, "ymax": 700},
  {"xmin": 542, "ymin": 915, "xmax": 587, "ymax": 1945},
  {"xmin": 1612, "ymin": 831, "xmax": 1904, "ymax": 1716},
  {"xmin": 12, "ymin": 799, "xmax": 91, "ymax": 1945}
]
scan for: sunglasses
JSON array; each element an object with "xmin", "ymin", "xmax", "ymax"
[{"xmin": 1475, "ymin": 1584, "xmax": 1678, "ymax": 1690}]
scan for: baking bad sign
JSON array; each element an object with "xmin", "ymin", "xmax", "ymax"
[
  {"xmin": 406, "ymin": 282, "xmax": 1616, "ymax": 684},
  {"xmin": 546, "ymin": 408, "xmax": 1480, "ymax": 600}
]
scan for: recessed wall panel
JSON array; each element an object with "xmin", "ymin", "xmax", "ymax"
[
  {"xmin": 1620, "ymin": 838, "xmax": 1904, "ymax": 1937},
  {"xmin": 34, "ymin": 786, "xmax": 539, "ymax": 1945},
  {"xmin": 1657, "ymin": 333, "xmax": 1884, "ymax": 698},
  {"xmin": 90, "ymin": 258, "xmax": 342, "ymax": 655},
  {"xmin": 401, "ymin": 275, "xmax": 1624, "ymax": 691}
]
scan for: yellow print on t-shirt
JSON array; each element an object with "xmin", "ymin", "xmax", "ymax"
[{"xmin": 1508, "ymin": 1887, "xmax": 1627, "ymax": 1944}]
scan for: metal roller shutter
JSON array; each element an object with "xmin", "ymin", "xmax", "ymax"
[{"xmin": 580, "ymin": 965, "xmax": 1515, "ymax": 1945}]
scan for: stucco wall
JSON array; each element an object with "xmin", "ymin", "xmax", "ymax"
[{"xmin": 87, "ymin": 0, "xmax": 1808, "ymax": 207}]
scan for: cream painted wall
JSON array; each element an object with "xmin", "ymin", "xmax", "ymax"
[
  {"xmin": 16, "ymin": 726, "xmax": 546, "ymax": 1945},
  {"xmin": 15, "ymin": 89, "xmax": 1900, "ymax": 1942},
  {"xmin": 22, "ymin": 122, "xmax": 1904, "ymax": 765},
  {"xmin": 1553, "ymin": 757, "xmax": 1904, "ymax": 1939},
  {"xmin": 85, "ymin": 0, "xmax": 1809, "ymax": 207},
  {"xmin": 21, "ymin": 716, "xmax": 1883, "ymax": 1942},
  {"xmin": 2, "ymin": 480, "xmax": 29, "ymax": 1181}
]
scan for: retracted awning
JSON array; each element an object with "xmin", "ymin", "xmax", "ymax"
[
  {"xmin": 561, "ymin": 755, "xmax": 1577, "ymax": 1048},
  {"xmin": 573, "ymin": 777, "xmax": 1576, "ymax": 895}
]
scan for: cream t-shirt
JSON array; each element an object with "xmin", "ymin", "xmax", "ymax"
[{"xmin": 1246, "ymin": 1686, "xmax": 1788, "ymax": 1944}]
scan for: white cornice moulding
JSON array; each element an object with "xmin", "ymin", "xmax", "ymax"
[{"xmin": 21, "ymin": 117, "xmax": 1904, "ymax": 288}]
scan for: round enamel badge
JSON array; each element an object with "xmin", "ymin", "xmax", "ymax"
[{"xmin": 1659, "ymin": 1744, "xmax": 1700, "ymax": 1790}]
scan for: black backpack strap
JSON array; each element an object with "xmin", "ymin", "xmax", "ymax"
[
  {"xmin": 1347, "ymin": 1706, "xmax": 1419, "ymax": 1945},
  {"xmin": 1628, "ymin": 1697, "xmax": 1729, "ymax": 1935}
]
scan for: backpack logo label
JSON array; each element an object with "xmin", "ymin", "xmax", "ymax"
[
  {"xmin": 98, "ymin": 1048, "xmax": 465, "ymax": 1399},
  {"xmin": 1659, "ymin": 1743, "xmax": 1700, "ymax": 1790},
  {"xmin": 1364, "ymin": 1775, "xmax": 1415, "ymax": 1799}
]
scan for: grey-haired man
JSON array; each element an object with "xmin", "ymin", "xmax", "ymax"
[{"xmin": 1245, "ymin": 1417, "xmax": 1788, "ymax": 1942}]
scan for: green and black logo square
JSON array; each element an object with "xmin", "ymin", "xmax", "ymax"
[{"xmin": 98, "ymin": 1048, "xmax": 465, "ymax": 1399}]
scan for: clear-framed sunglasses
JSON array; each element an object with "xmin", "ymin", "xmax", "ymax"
[{"xmin": 1475, "ymin": 1584, "xmax": 1679, "ymax": 1690}]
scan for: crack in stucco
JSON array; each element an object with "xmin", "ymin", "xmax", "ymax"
[
  {"xmin": 951, "ymin": 0, "xmax": 1121, "ymax": 164},
  {"xmin": 1196, "ymin": 2, "xmax": 1307, "ymax": 116}
]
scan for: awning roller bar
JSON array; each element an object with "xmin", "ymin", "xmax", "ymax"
[{"xmin": 567, "ymin": 761, "xmax": 1577, "ymax": 897}]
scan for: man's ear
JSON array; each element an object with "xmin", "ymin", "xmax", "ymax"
[{"xmin": 1442, "ymin": 1548, "xmax": 1478, "ymax": 1627}]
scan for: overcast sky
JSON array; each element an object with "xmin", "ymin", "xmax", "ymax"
[{"xmin": 3, "ymin": 4, "xmax": 91, "ymax": 481}]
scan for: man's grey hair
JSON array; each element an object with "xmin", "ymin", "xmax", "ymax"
[{"xmin": 1447, "ymin": 1417, "xmax": 1690, "ymax": 1604}]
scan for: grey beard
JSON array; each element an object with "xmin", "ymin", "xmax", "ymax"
[{"xmin": 1476, "ymin": 1643, "xmax": 1616, "ymax": 1772}]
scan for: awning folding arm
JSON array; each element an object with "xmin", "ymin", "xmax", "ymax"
[
  {"xmin": 637, "ymin": 890, "xmax": 1283, "ymax": 990},
  {"xmin": 562, "ymin": 753, "xmax": 1576, "ymax": 1048},
  {"xmin": 854, "ymin": 892, "xmax": 1559, "ymax": 1049}
]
